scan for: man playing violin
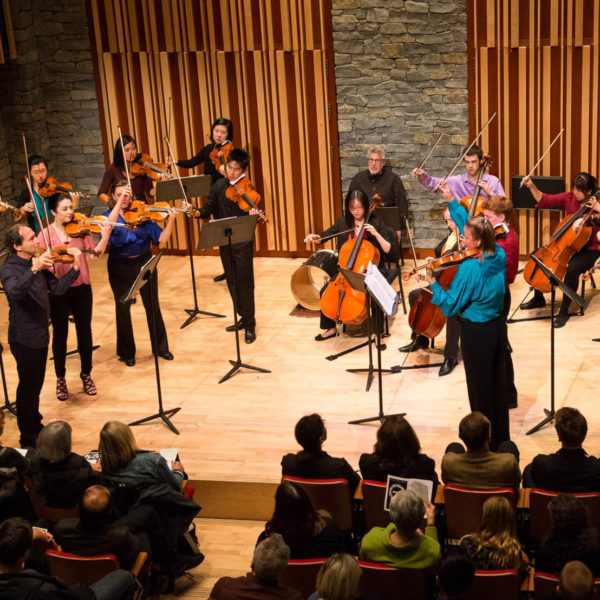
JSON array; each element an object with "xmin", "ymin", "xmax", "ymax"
[
  {"xmin": 188, "ymin": 148, "xmax": 259, "ymax": 344},
  {"xmin": 0, "ymin": 225, "xmax": 82, "ymax": 448}
]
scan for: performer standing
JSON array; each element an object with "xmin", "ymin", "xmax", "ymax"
[
  {"xmin": 520, "ymin": 172, "xmax": 600, "ymax": 327},
  {"xmin": 190, "ymin": 148, "xmax": 259, "ymax": 344},
  {"xmin": 425, "ymin": 212, "xmax": 509, "ymax": 450},
  {"xmin": 105, "ymin": 181, "xmax": 177, "ymax": 366},
  {"xmin": 37, "ymin": 194, "xmax": 118, "ymax": 400},
  {"xmin": 0, "ymin": 225, "xmax": 81, "ymax": 447}
]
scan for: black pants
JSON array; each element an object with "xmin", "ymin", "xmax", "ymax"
[
  {"xmin": 461, "ymin": 316, "xmax": 509, "ymax": 451},
  {"xmin": 10, "ymin": 341, "xmax": 47, "ymax": 447},
  {"xmin": 407, "ymin": 288, "xmax": 460, "ymax": 360},
  {"xmin": 107, "ymin": 254, "xmax": 169, "ymax": 360},
  {"xmin": 220, "ymin": 240, "xmax": 255, "ymax": 326},
  {"xmin": 502, "ymin": 288, "xmax": 517, "ymax": 406},
  {"xmin": 50, "ymin": 284, "xmax": 93, "ymax": 377}
]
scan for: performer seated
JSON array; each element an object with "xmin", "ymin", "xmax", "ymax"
[
  {"xmin": 304, "ymin": 189, "xmax": 396, "ymax": 341},
  {"xmin": 520, "ymin": 172, "xmax": 600, "ymax": 327}
]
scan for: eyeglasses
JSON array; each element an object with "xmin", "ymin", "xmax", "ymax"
[{"xmin": 368, "ymin": 158, "xmax": 383, "ymax": 163}]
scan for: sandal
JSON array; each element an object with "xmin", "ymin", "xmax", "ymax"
[
  {"xmin": 56, "ymin": 377, "xmax": 69, "ymax": 401},
  {"xmin": 80, "ymin": 373, "xmax": 97, "ymax": 396}
]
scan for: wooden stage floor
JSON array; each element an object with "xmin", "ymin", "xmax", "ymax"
[{"xmin": 1, "ymin": 254, "xmax": 599, "ymax": 484}]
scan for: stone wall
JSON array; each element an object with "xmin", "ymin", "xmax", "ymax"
[{"xmin": 332, "ymin": 0, "xmax": 468, "ymax": 248}]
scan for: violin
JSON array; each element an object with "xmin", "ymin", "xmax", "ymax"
[
  {"xmin": 35, "ymin": 246, "xmax": 97, "ymax": 267},
  {"xmin": 122, "ymin": 200, "xmax": 186, "ymax": 225},
  {"xmin": 64, "ymin": 213, "xmax": 135, "ymax": 237},
  {"xmin": 209, "ymin": 141, "xmax": 233, "ymax": 172},
  {"xmin": 38, "ymin": 177, "xmax": 91, "ymax": 200},
  {"xmin": 225, "ymin": 177, "xmax": 268, "ymax": 223},
  {"xmin": 130, "ymin": 153, "xmax": 174, "ymax": 181},
  {"xmin": 458, "ymin": 154, "xmax": 492, "ymax": 217},
  {"xmin": 0, "ymin": 197, "xmax": 26, "ymax": 222},
  {"xmin": 404, "ymin": 248, "xmax": 479, "ymax": 279}
]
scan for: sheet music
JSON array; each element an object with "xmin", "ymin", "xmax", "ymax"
[
  {"xmin": 365, "ymin": 262, "xmax": 399, "ymax": 317},
  {"xmin": 160, "ymin": 447, "xmax": 178, "ymax": 469}
]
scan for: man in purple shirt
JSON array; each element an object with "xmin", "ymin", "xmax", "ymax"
[{"xmin": 412, "ymin": 145, "xmax": 505, "ymax": 201}]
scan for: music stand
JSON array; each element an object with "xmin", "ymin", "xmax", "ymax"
[
  {"xmin": 123, "ymin": 251, "xmax": 181, "ymax": 434},
  {"xmin": 377, "ymin": 207, "xmax": 407, "ymax": 315},
  {"xmin": 0, "ymin": 343, "xmax": 16, "ymax": 415},
  {"xmin": 196, "ymin": 215, "xmax": 271, "ymax": 383},
  {"xmin": 526, "ymin": 255, "xmax": 584, "ymax": 435},
  {"xmin": 156, "ymin": 175, "xmax": 225, "ymax": 328}
]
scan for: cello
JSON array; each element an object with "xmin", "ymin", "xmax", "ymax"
[{"xmin": 320, "ymin": 198, "xmax": 381, "ymax": 325}]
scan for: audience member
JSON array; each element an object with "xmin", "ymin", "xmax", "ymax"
[
  {"xmin": 536, "ymin": 494, "xmax": 600, "ymax": 576},
  {"xmin": 0, "ymin": 517, "xmax": 134, "ymax": 600},
  {"xmin": 29, "ymin": 421, "xmax": 95, "ymax": 508},
  {"xmin": 437, "ymin": 554, "xmax": 475, "ymax": 600},
  {"xmin": 209, "ymin": 533, "xmax": 303, "ymax": 600},
  {"xmin": 359, "ymin": 415, "xmax": 439, "ymax": 488},
  {"xmin": 558, "ymin": 561, "xmax": 595, "ymax": 600},
  {"xmin": 459, "ymin": 496, "xmax": 529, "ymax": 579},
  {"xmin": 308, "ymin": 553, "xmax": 361, "ymax": 600},
  {"xmin": 359, "ymin": 489, "xmax": 440, "ymax": 570},
  {"xmin": 441, "ymin": 412, "xmax": 521, "ymax": 489},
  {"xmin": 282, "ymin": 414, "xmax": 360, "ymax": 494},
  {"xmin": 257, "ymin": 481, "xmax": 347, "ymax": 559},
  {"xmin": 523, "ymin": 408, "xmax": 600, "ymax": 492}
]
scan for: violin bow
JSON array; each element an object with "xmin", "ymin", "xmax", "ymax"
[
  {"xmin": 315, "ymin": 227, "xmax": 356, "ymax": 243},
  {"xmin": 164, "ymin": 135, "xmax": 191, "ymax": 209},
  {"xmin": 437, "ymin": 112, "xmax": 497, "ymax": 188},
  {"xmin": 403, "ymin": 216, "xmax": 419, "ymax": 271},
  {"xmin": 520, "ymin": 129, "xmax": 564, "ymax": 187},
  {"xmin": 415, "ymin": 132, "xmax": 444, "ymax": 173},
  {"xmin": 117, "ymin": 126, "xmax": 132, "ymax": 189},
  {"xmin": 166, "ymin": 97, "xmax": 173, "ymax": 173}
]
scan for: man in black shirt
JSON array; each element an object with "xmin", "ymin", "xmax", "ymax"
[{"xmin": 0, "ymin": 225, "xmax": 81, "ymax": 447}]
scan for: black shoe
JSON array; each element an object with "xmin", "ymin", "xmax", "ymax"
[
  {"xmin": 554, "ymin": 312, "xmax": 570, "ymax": 328},
  {"xmin": 226, "ymin": 322, "xmax": 245, "ymax": 332},
  {"xmin": 118, "ymin": 356, "xmax": 135, "ymax": 367},
  {"xmin": 158, "ymin": 351, "xmax": 174, "ymax": 360},
  {"xmin": 245, "ymin": 325, "xmax": 256, "ymax": 344},
  {"xmin": 520, "ymin": 295, "xmax": 546, "ymax": 310},
  {"xmin": 170, "ymin": 552, "xmax": 205, "ymax": 578},
  {"xmin": 439, "ymin": 358, "xmax": 458, "ymax": 377},
  {"xmin": 399, "ymin": 335, "xmax": 428, "ymax": 353},
  {"xmin": 213, "ymin": 273, "xmax": 227, "ymax": 282}
]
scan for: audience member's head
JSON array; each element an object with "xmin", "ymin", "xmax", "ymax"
[
  {"xmin": 79, "ymin": 485, "xmax": 112, "ymax": 529},
  {"xmin": 559, "ymin": 561, "xmax": 595, "ymax": 600},
  {"xmin": 36, "ymin": 421, "xmax": 72, "ymax": 463},
  {"xmin": 374, "ymin": 415, "xmax": 421, "ymax": 466},
  {"xmin": 458, "ymin": 412, "xmax": 490, "ymax": 451},
  {"xmin": 548, "ymin": 494, "xmax": 591, "ymax": 540},
  {"xmin": 268, "ymin": 481, "xmax": 319, "ymax": 546},
  {"xmin": 555, "ymin": 407, "xmax": 587, "ymax": 449},
  {"xmin": 295, "ymin": 414, "xmax": 326, "ymax": 453},
  {"xmin": 315, "ymin": 553, "xmax": 361, "ymax": 600},
  {"xmin": 0, "ymin": 517, "xmax": 32, "ymax": 572},
  {"xmin": 437, "ymin": 554, "xmax": 475, "ymax": 599},
  {"xmin": 251, "ymin": 533, "xmax": 290, "ymax": 583},
  {"xmin": 477, "ymin": 496, "xmax": 521, "ymax": 568},
  {"xmin": 98, "ymin": 421, "xmax": 138, "ymax": 474},
  {"xmin": 389, "ymin": 489, "xmax": 423, "ymax": 538}
]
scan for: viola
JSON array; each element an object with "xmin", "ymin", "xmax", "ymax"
[
  {"xmin": 38, "ymin": 177, "xmax": 91, "ymax": 200},
  {"xmin": 64, "ymin": 213, "xmax": 135, "ymax": 237},
  {"xmin": 458, "ymin": 154, "xmax": 492, "ymax": 218},
  {"xmin": 0, "ymin": 197, "xmax": 26, "ymax": 222},
  {"xmin": 404, "ymin": 248, "xmax": 479, "ymax": 279},
  {"xmin": 209, "ymin": 140, "xmax": 233, "ymax": 172},
  {"xmin": 122, "ymin": 200, "xmax": 186, "ymax": 225},
  {"xmin": 130, "ymin": 153, "xmax": 173, "ymax": 181},
  {"xmin": 225, "ymin": 177, "xmax": 268, "ymax": 223}
]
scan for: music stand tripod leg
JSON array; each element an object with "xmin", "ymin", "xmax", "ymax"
[{"xmin": 0, "ymin": 348, "xmax": 16, "ymax": 415}]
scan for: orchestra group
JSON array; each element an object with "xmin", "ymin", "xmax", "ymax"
[{"xmin": 2, "ymin": 117, "xmax": 600, "ymax": 452}]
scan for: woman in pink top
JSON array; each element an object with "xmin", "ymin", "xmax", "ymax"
[{"xmin": 38, "ymin": 195, "xmax": 118, "ymax": 400}]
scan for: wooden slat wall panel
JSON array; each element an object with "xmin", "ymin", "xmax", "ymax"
[
  {"xmin": 469, "ymin": 0, "xmax": 600, "ymax": 255},
  {"xmin": 87, "ymin": 0, "xmax": 340, "ymax": 256},
  {"xmin": 0, "ymin": 0, "xmax": 17, "ymax": 64}
]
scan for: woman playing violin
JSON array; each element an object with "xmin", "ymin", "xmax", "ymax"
[
  {"xmin": 305, "ymin": 189, "xmax": 396, "ymax": 341},
  {"xmin": 36, "ymin": 195, "xmax": 118, "ymax": 401},
  {"xmin": 105, "ymin": 180, "xmax": 177, "ymax": 366},
  {"xmin": 97, "ymin": 135, "xmax": 156, "ymax": 206},
  {"xmin": 520, "ymin": 172, "xmax": 600, "ymax": 327}
]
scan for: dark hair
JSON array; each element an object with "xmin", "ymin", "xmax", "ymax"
[
  {"xmin": 555, "ymin": 407, "xmax": 587, "ymax": 447},
  {"xmin": 110, "ymin": 179, "xmax": 130, "ymax": 196},
  {"xmin": 463, "ymin": 145, "xmax": 484, "ymax": 161},
  {"xmin": 571, "ymin": 172, "xmax": 597, "ymax": 195},
  {"xmin": 459, "ymin": 412, "xmax": 490, "ymax": 450},
  {"xmin": 374, "ymin": 415, "xmax": 421, "ymax": 471},
  {"xmin": 295, "ymin": 414, "xmax": 325, "ymax": 453},
  {"xmin": 0, "ymin": 517, "xmax": 32, "ymax": 565},
  {"xmin": 559, "ymin": 561, "xmax": 595, "ymax": 600},
  {"xmin": 266, "ymin": 481, "xmax": 319, "ymax": 547},
  {"xmin": 48, "ymin": 194, "xmax": 71, "ymax": 213},
  {"xmin": 466, "ymin": 216, "xmax": 496, "ymax": 255},
  {"xmin": 211, "ymin": 117, "xmax": 234, "ymax": 143},
  {"xmin": 343, "ymin": 189, "xmax": 369, "ymax": 228},
  {"xmin": 112, "ymin": 135, "xmax": 135, "ymax": 171},
  {"xmin": 227, "ymin": 148, "xmax": 250, "ymax": 170},
  {"xmin": 5, "ymin": 225, "xmax": 27, "ymax": 254},
  {"xmin": 28, "ymin": 154, "xmax": 47, "ymax": 170},
  {"xmin": 438, "ymin": 554, "xmax": 476, "ymax": 598}
]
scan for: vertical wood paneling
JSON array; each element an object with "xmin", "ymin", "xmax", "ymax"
[{"xmin": 86, "ymin": 0, "xmax": 340, "ymax": 256}]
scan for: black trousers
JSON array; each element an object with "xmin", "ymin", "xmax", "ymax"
[
  {"xmin": 10, "ymin": 341, "xmax": 47, "ymax": 447},
  {"xmin": 407, "ymin": 288, "xmax": 460, "ymax": 360},
  {"xmin": 461, "ymin": 316, "xmax": 510, "ymax": 451},
  {"xmin": 502, "ymin": 288, "xmax": 517, "ymax": 406},
  {"xmin": 50, "ymin": 284, "xmax": 93, "ymax": 377},
  {"xmin": 107, "ymin": 254, "xmax": 169, "ymax": 360},
  {"xmin": 220, "ymin": 240, "xmax": 255, "ymax": 326}
]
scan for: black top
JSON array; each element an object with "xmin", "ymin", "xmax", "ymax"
[
  {"xmin": 176, "ymin": 142, "xmax": 223, "ymax": 183},
  {"xmin": 281, "ymin": 450, "xmax": 360, "ymax": 494},
  {"xmin": 348, "ymin": 166, "xmax": 408, "ymax": 217},
  {"xmin": 359, "ymin": 452, "xmax": 439, "ymax": 487},
  {"xmin": 0, "ymin": 255, "xmax": 79, "ymax": 348},
  {"xmin": 528, "ymin": 448, "xmax": 600, "ymax": 492},
  {"xmin": 536, "ymin": 537, "xmax": 600, "ymax": 576},
  {"xmin": 0, "ymin": 569, "xmax": 94, "ymax": 600}
]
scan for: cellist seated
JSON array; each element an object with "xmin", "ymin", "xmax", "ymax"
[{"xmin": 304, "ymin": 189, "xmax": 396, "ymax": 341}]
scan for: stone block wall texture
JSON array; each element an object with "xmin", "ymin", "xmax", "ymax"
[{"xmin": 332, "ymin": 0, "xmax": 468, "ymax": 247}]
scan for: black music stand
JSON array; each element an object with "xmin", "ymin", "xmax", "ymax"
[
  {"xmin": 526, "ymin": 255, "xmax": 584, "ymax": 435},
  {"xmin": 124, "ymin": 252, "xmax": 181, "ymax": 434},
  {"xmin": 156, "ymin": 175, "xmax": 225, "ymax": 329},
  {"xmin": 0, "ymin": 343, "xmax": 16, "ymax": 415},
  {"xmin": 377, "ymin": 207, "xmax": 407, "ymax": 315},
  {"xmin": 196, "ymin": 215, "xmax": 271, "ymax": 383}
]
